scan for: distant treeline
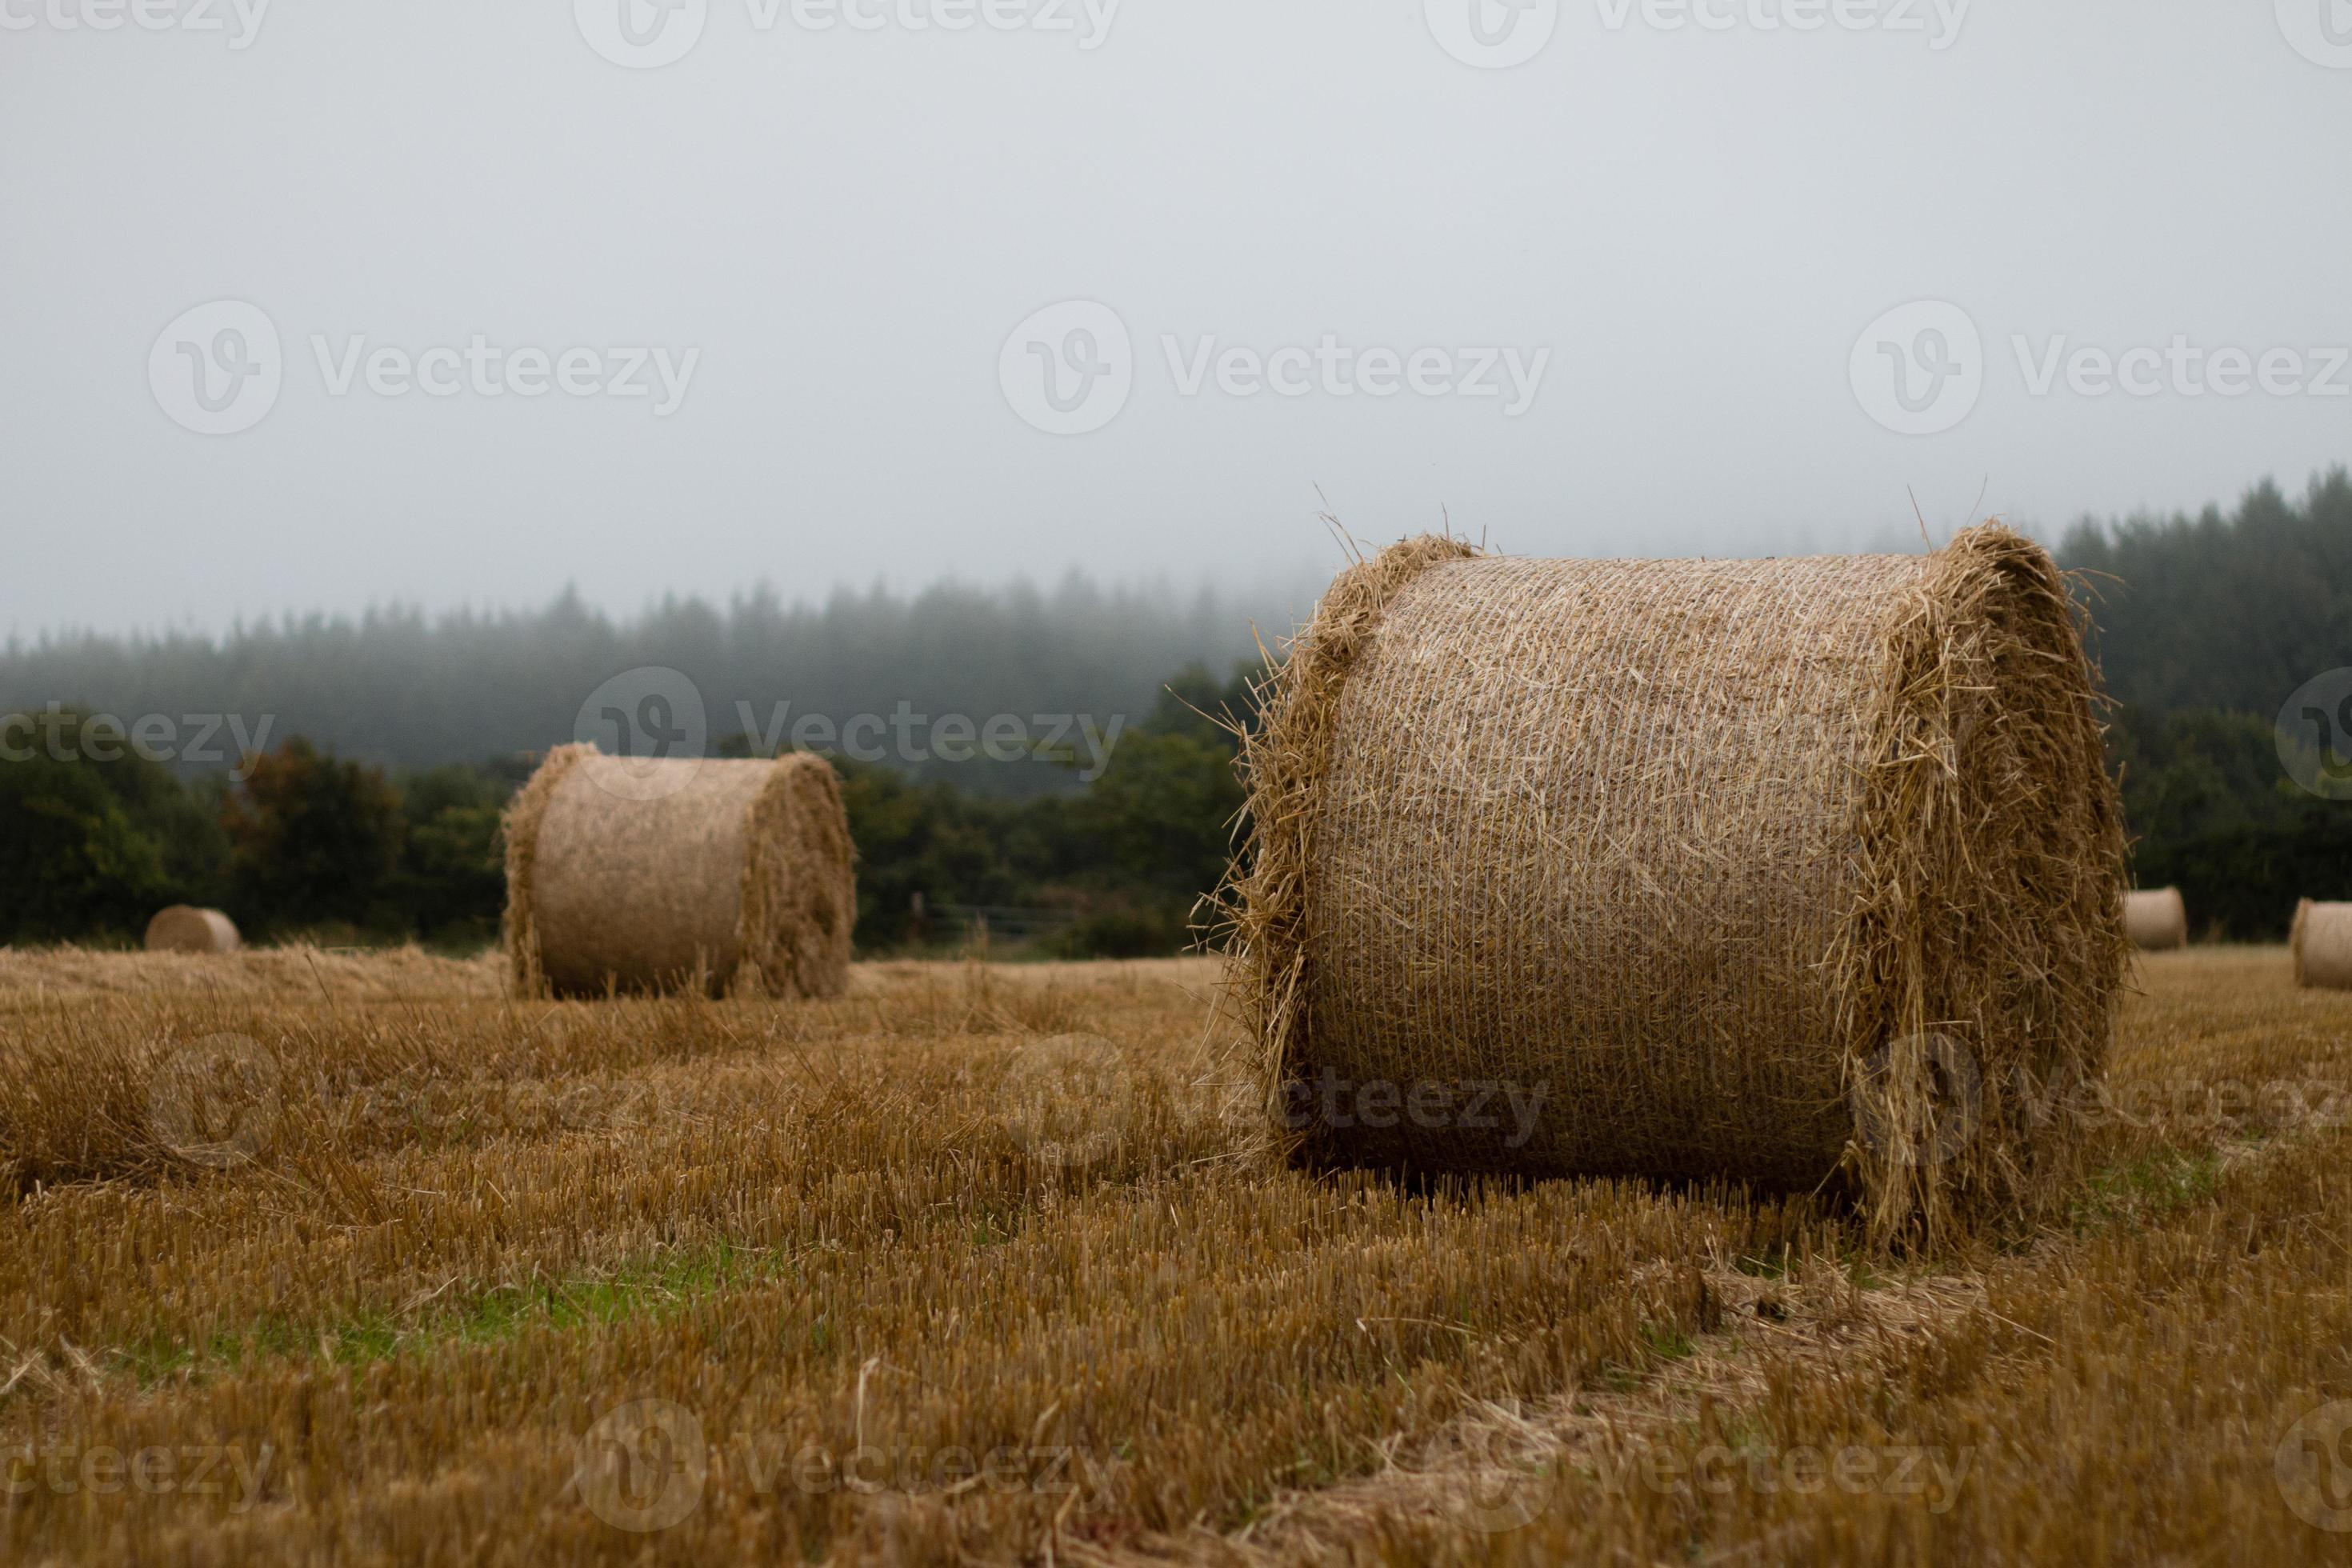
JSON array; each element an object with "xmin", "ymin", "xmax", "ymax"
[
  {"xmin": 0, "ymin": 575, "xmax": 1288, "ymax": 799},
  {"xmin": 2059, "ymin": 470, "xmax": 2352, "ymax": 716},
  {"xmin": 0, "ymin": 670, "xmax": 1255, "ymax": 957},
  {"xmin": 5, "ymin": 470, "xmax": 2349, "ymax": 951},
  {"xmin": 2058, "ymin": 470, "xmax": 2352, "ymax": 938}
]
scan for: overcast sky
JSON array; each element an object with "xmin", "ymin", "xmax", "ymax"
[{"xmin": 2, "ymin": 0, "xmax": 2346, "ymax": 638}]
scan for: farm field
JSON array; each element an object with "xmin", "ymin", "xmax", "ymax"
[{"xmin": 2, "ymin": 946, "xmax": 2350, "ymax": 1566}]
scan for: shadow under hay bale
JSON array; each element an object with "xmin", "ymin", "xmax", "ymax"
[
  {"xmin": 2292, "ymin": 900, "xmax": 2352, "ymax": 990},
  {"xmin": 502, "ymin": 746, "xmax": 855, "ymax": 1001},
  {"xmin": 1222, "ymin": 524, "xmax": 2127, "ymax": 1249},
  {"xmin": 143, "ymin": 906, "xmax": 241, "ymax": 954},
  {"xmin": 2124, "ymin": 887, "xmax": 2190, "ymax": 951}
]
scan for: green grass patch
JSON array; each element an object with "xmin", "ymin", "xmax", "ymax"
[
  {"xmin": 2073, "ymin": 1146, "xmax": 2225, "ymax": 1233},
  {"xmin": 113, "ymin": 1240, "xmax": 778, "ymax": 1386}
]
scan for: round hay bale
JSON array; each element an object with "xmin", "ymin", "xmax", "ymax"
[
  {"xmin": 142, "ymin": 906, "xmax": 241, "ymax": 954},
  {"xmin": 2293, "ymin": 900, "xmax": 2352, "ymax": 990},
  {"xmin": 2123, "ymin": 888, "xmax": 2189, "ymax": 951},
  {"xmin": 1222, "ymin": 524, "xmax": 2126, "ymax": 1246},
  {"xmin": 502, "ymin": 746, "xmax": 854, "ymax": 1000}
]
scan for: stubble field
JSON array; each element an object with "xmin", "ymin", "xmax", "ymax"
[{"xmin": 2, "ymin": 944, "xmax": 2349, "ymax": 1565}]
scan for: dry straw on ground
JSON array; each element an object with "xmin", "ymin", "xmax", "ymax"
[
  {"xmin": 142, "ymin": 905, "xmax": 239, "ymax": 954},
  {"xmin": 2125, "ymin": 887, "xmax": 2190, "ymax": 951},
  {"xmin": 504, "ymin": 746, "xmax": 854, "ymax": 1000},
  {"xmin": 1222, "ymin": 524, "xmax": 2127, "ymax": 1247},
  {"xmin": 2291, "ymin": 899, "xmax": 2352, "ymax": 990},
  {"xmin": 0, "ymin": 942, "xmax": 501, "ymax": 1002},
  {"xmin": 1, "ymin": 945, "xmax": 2347, "ymax": 1565}
]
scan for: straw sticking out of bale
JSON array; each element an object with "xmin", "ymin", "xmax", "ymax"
[
  {"xmin": 1221, "ymin": 523, "xmax": 2127, "ymax": 1248},
  {"xmin": 503, "ymin": 746, "xmax": 854, "ymax": 1000},
  {"xmin": 2293, "ymin": 900, "xmax": 2352, "ymax": 990},
  {"xmin": 143, "ymin": 906, "xmax": 240, "ymax": 954},
  {"xmin": 2124, "ymin": 888, "xmax": 2189, "ymax": 951}
]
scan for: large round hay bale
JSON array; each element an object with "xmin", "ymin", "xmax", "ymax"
[
  {"xmin": 2293, "ymin": 900, "xmax": 2352, "ymax": 990},
  {"xmin": 503, "ymin": 746, "xmax": 854, "ymax": 1000},
  {"xmin": 2123, "ymin": 888, "xmax": 2189, "ymax": 951},
  {"xmin": 1223, "ymin": 524, "xmax": 2126, "ymax": 1246},
  {"xmin": 143, "ymin": 906, "xmax": 240, "ymax": 954}
]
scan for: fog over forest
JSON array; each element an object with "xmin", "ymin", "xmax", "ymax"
[{"xmin": 6, "ymin": 472, "xmax": 2347, "ymax": 797}]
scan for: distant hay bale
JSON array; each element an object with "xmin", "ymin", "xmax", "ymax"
[
  {"xmin": 2123, "ymin": 888, "xmax": 2189, "ymax": 951},
  {"xmin": 1222, "ymin": 524, "xmax": 2126, "ymax": 1247},
  {"xmin": 2293, "ymin": 900, "xmax": 2352, "ymax": 990},
  {"xmin": 503, "ymin": 746, "xmax": 854, "ymax": 1000},
  {"xmin": 142, "ymin": 906, "xmax": 240, "ymax": 954}
]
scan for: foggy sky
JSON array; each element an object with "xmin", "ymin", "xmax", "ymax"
[{"xmin": 2, "ymin": 0, "xmax": 2347, "ymax": 638}]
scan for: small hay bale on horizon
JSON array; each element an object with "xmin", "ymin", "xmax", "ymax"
[
  {"xmin": 2124, "ymin": 888, "xmax": 2190, "ymax": 951},
  {"xmin": 502, "ymin": 746, "xmax": 854, "ymax": 1001},
  {"xmin": 1219, "ymin": 523, "xmax": 2127, "ymax": 1249},
  {"xmin": 142, "ymin": 906, "xmax": 240, "ymax": 954},
  {"xmin": 2292, "ymin": 900, "xmax": 2352, "ymax": 990}
]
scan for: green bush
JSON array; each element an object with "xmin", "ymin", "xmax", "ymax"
[
  {"xmin": 0, "ymin": 710, "xmax": 230, "ymax": 944},
  {"xmin": 223, "ymin": 738, "xmax": 406, "ymax": 938}
]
